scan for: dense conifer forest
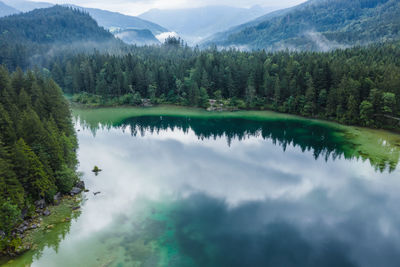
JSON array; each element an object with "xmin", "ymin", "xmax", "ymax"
[
  {"xmin": 0, "ymin": 67, "xmax": 78, "ymax": 252},
  {"xmin": 50, "ymin": 39, "xmax": 400, "ymax": 129}
]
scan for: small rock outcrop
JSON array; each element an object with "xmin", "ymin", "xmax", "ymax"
[
  {"xmin": 34, "ymin": 199, "xmax": 46, "ymax": 209},
  {"xmin": 42, "ymin": 209, "xmax": 51, "ymax": 216},
  {"xmin": 53, "ymin": 192, "xmax": 62, "ymax": 205},
  {"xmin": 92, "ymin": 166, "xmax": 102, "ymax": 176},
  {"xmin": 70, "ymin": 187, "xmax": 82, "ymax": 196},
  {"xmin": 76, "ymin": 181, "xmax": 85, "ymax": 189}
]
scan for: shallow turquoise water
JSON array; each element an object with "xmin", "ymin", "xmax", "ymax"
[{"xmin": 5, "ymin": 114, "xmax": 400, "ymax": 267}]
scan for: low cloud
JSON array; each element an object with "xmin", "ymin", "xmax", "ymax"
[
  {"xmin": 155, "ymin": 31, "xmax": 179, "ymax": 43},
  {"xmin": 305, "ymin": 31, "xmax": 349, "ymax": 52}
]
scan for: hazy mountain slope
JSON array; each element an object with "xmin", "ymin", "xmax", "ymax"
[
  {"xmin": 138, "ymin": 5, "xmax": 277, "ymax": 44},
  {"xmin": 0, "ymin": 1, "xmax": 19, "ymax": 17},
  {"xmin": 0, "ymin": 6, "xmax": 119, "ymax": 69},
  {"xmin": 0, "ymin": 5, "xmax": 114, "ymax": 44},
  {"xmin": 65, "ymin": 5, "xmax": 168, "ymax": 35},
  {"xmin": 205, "ymin": 0, "xmax": 400, "ymax": 51},
  {"xmin": 201, "ymin": 7, "xmax": 291, "ymax": 47},
  {"xmin": 115, "ymin": 29, "xmax": 160, "ymax": 46},
  {"xmin": 1, "ymin": 0, "xmax": 53, "ymax": 12}
]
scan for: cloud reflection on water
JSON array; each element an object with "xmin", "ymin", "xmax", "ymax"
[{"xmin": 30, "ymin": 117, "xmax": 400, "ymax": 267}]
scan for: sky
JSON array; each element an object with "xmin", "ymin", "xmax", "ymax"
[{"xmin": 29, "ymin": 0, "xmax": 307, "ymax": 16}]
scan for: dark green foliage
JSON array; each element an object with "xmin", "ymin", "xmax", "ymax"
[
  {"xmin": 0, "ymin": 202, "xmax": 20, "ymax": 240},
  {"xmin": 53, "ymin": 40, "xmax": 400, "ymax": 129},
  {"xmin": 0, "ymin": 67, "xmax": 77, "ymax": 246},
  {"xmin": 55, "ymin": 165, "xmax": 78, "ymax": 194}
]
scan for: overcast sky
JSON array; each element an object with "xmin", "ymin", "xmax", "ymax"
[{"xmin": 29, "ymin": 0, "xmax": 307, "ymax": 16}]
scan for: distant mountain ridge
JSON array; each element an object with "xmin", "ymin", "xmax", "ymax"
[
  {"xmin": 0, "ymin": 6, "xmax": 114, "ymax": 44},
  {"xmin": 0, "ymin": 5, "xmax": 119, "ymax": 69},
  {"xmin": 0, "ymin": 1, "xmax": 19, "ymax": 17},
  {"xmin": 1, "ymin": 1, "xmax": 169, "ymax": 46},
  {"xmin": 1, "ymin": 0, "xmax": 53, "ymax": 12},
  {"xmin": 64, "ymin": 5, "xmax": 168, "ymax": 35},
  {"xmin": 139, "ymin": 5, "xmax": 278, "ymax": 44},
  {"xmin": 204, "ymin": 0, "xmax": 400, "ymax": 51},
  {"xmin": 63, "ymin": 4, "xmax": 168, "ymax": 45}
]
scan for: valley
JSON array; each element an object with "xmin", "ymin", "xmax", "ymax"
[{"xmin": 0, "ymin": 0, "xmax": 399, "ymax": 266}]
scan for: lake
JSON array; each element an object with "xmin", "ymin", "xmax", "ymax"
[{"xmin": 4, "ymin": 107, "xmax": 400, "ymax": 267}]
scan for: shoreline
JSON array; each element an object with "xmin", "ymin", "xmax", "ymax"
[
  {"xmin": 70, "ymin": 102, "xmax": 400, "ymax": 134},
  {"xmin": 0, "ymin": 189, "xmax": 84, "ymax": 264},
  {"xmin": 73, "ymin": 105, "xmax": 400, "ymax": 173}
]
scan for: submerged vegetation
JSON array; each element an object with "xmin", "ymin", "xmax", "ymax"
[{"xmin": 0, "ymin": 67, "xmax": 78, "ymax": 254}]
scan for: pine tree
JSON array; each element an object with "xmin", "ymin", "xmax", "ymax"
[
  {"xmin": 273, "ymin": 76, "xmax": 281, "ymax": 110},
  {"xmin": 360, "ymin": 100, "xmax": 375, "ymax": 127},
  {"xmin": 13, "ymin": 139, "xmax": 56, "ymax": 200},
  {"xmin": 303, "ymin": 73, "xmax": 316, "ymax": 116}
]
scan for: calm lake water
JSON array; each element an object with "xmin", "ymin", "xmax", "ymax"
[{"xmin": 5, "ymin": 109, "xmax": 400, "ymax": 267}]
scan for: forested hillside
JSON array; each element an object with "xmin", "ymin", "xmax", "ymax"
[
  {"xmin": 205, "ymin": 0, "xmax": 400, "ymax": 51},
  {"xmin": 50, "ymin": 39, "xmax": 400, "ymax": 129},
  {"xmin": 0, "ymin": 6, "xmax": 118, "ymax": 70},
  {"xmin": 0, "ymin": 67, "xmax": 78, "ymax": 252}
]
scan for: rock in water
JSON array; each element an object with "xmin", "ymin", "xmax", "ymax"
[
  {"xmin": 76, "ymin": 181, "xmax": 85, "ymax": 189},
  {"xmin": 70, "ymin": 187, "xmax": 82, "ymax": 196},
  {"xmin": 92, "ymin": 166, "xmax": 102, "ymax": 176}
]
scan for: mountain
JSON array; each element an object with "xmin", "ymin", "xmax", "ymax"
[
  {"xmin": 0, "ymin": 1, "xmax": 19, "ymax": 17},
  {"xmin": 0, "ymin": 6, "xmax": 114, "ymax": 44},
  {"xmin": 0, "ymin": 6, "xmax": 118, "ymax": 69},
  {"xmin": 65, "ymin": 5, "xmax": 168, "ymax": 35},
  {"xmin": 138, "ymin": 5, "xmax": 278, "ymax": 44},
  {"xmin": 1, "ymin": 0, "xmax": 53, "ymax": 12},
  {"xmin": 63, "ymin": 5, "xmax": 168, "ymax": 45},
  {"xmin": 204, "ymin": 0, "xmax": 400, "ymax": 51},
  {"xmin": 114, "ymin": 29, "xmax": 160, "ymax": 46}
]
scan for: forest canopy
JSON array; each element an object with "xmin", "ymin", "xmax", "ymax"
[
  {"xmin": 50, "ymin": 40, "xmax": 400, "ymax": 129},
  {"xmin": 0, "ymin": 67, "xmax": 78, "ymax": 251}
]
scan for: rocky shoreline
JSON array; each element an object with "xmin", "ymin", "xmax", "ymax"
[{"xmin": 0, "ymin": 181, "xmax": 86, "ymax": 258}]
